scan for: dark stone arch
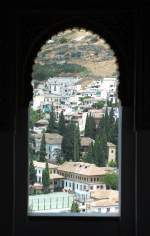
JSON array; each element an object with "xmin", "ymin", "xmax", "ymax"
[{"xmin": 21, "ymin": 13, "xmax": 134, "ymax": 108}]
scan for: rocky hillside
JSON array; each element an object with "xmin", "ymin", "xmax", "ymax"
[{"xmin": 32, "ymin": 29, "xmax": 118, "ymax": 86}]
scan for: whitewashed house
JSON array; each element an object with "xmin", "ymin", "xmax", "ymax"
[
  {"xmin": 45, "ymin": 133, "xmax": 63, "ymax": 160},
  {"xmin": 33, "ymin": 119, "xmax": 48, "ymax": 134},
  {"xmin": 99, "ymin": 77, "xmax": 118, "ymax": 102},
  {"xmin": 33, "ymin": 161, "xmax": 64, "ymax": 192},
  {"xmin": 86, "ymin": 189, "xmax": 119, "ymax": 214},
  {"xmin": 32, "ymin": 133, "xmax": 63, "ymax": 160}
]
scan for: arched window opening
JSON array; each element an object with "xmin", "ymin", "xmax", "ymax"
[{"xmin": 28, "ymin": 28, "xmax": 120, "ymax": 216}]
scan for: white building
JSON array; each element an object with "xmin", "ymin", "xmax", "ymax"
[
  {"xmin": 32, "ymin": 133, "xmax": 63, "ymax": 160},
  {"xmin": 45, "ymin": 133, "xmax": 63, "ymax": 160},
  {"xmin": 32, "ymin": 94, "xmax": 45, "ymax": 110},
  {"xmin": 33, "ymin": 119, "xmax": 48, "ymax": 134},
  {"xmin": 46, "ymin": 77, "xmax": 80, "ymax": 97},
  {"xmin": 57, "ymin": 161, "xmax": 116, "ymax": 202},
  {"xmin": 86, "ymin": 189, "xmax": 119, "ymax": 214},
  {"xmin": 99, "ymin": 77, "xmax": 118, "ymax": 102},
  {"xmin": 33, "ymin": 161, "xmax": 64, "ymax": 192}
]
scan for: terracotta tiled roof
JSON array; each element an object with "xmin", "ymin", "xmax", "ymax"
[
  {"xmin": 81, "ymin": 137, "xmax": 95, "ymax": 147},
  {"xmin": 91, "ymin": 189, "xmax": 118, "ymax": 200},
  {"xmin": 88, "ymin": 190, "xmax": 119, "ymax": 207},
  {"xmin": 57, "ymin": 161, "xmax": 115, "ymax": 176},
  {"xmin": 33, "ymin": 161, "xmax": 58, "ymax": 169},
  {"xmin": 45, "ymin": 133, "xmax": 63, "ymax": 145},
  {"xmin": 32, "ymin": 133, "xmax": 63, "ymax": 145}
]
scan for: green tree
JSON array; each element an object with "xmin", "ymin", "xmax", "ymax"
[
  {"xmin": 101, "ymin": 172, "xmax": 118, "ymax": 190},
  {"xmin": 42, "ymin": 161, "xmax": 50, "ymax": 193},
  {"xmin": 29, "ymin": 160, "xmax": 36, "ymax": 185},
  {"xmin": 84, "ymin": 114, "xmax": 90, "ymax": 136},
  {"xmin": 108, "ymin": 160, "xmax": 117, "ymax": 167},
  {"xmin": 28, "ymin": 107, "xmax": 43, "ymax": 129},
  {"xmin": 62, "ymin": 120, "xmax": 80, "ymax": 162},
  {"xmin": 58, "ymin": 111, "xmax": 66, "ymax": 135},
  {"xmin": 39, "ymin": 134, "xmax": 46, "ymax": 162},
  {"xmin": 62, "ymin": 120, "xmax": 75, "ymax": 161},
  {"xmin": 84, "ymin": 113, "xmax": 96, "ymax": 139},
  {"xmin": 107, "ymin": 107, "xmax": 115, "ymax": 142},
  {"xmin": 104, "ymin": 107, "xmax": 110, "ymax": 139},
  {"xmin": 94, "ymin": 133, "xmax": 107, "ymax": 166},
  {"xmin": 84, "ymin": 142, "xmax": 94, "ymax": 163},
  {"xmin": 47, "ymin": 104, "xmax": 57, "ymax": 133},
  {"xmin": 73, "ymin": 124, "xmax": 80, "ymax": 161},
  {"xmin": 71, "ymin": 201, "xmax": 80, "ymax": 212},
  {"xmin": 92, "ymin": 100, "xmax": 105, "ymax": 109}
]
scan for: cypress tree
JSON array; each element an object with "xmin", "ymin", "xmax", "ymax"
[
  {"xmin": 97, "ymin": 115, "xmax": 105, "ymax": 135},
  {"xmin": 62, "ymin": 120, "xmax": 74, "ymax": 161},
  {"xmin": 29, "ymin": 160, "xmax": 36, "ymax": 185},
  {"xmin": 58, "ymin": 111, "xmax": 66, "ymax": 135},
  {"xmin": 93, "ymin": 133, "xmax": 107, "ymax": 167},
  {"xmin": 73, "ymin": 124, "xmax": 80, "ymax": 161},
  {"xmin": 104, "ymin": 107, "xmax": 110, "ymax": 139},
  {"xmin": 47, "ymin": 104, "xmax": 57, "ymax": 133},
  {"xmin": 39, "ymin": 134, "xmax": 46, "ymax": 162},
  {"xmin": 90, "ymin": 114, "xmax": 96, "ymax": 139},
  {"xmin": 107, "ymin": 107, "xmax": 115, "ymax": 142},
  {"xmin": 84, "ymin": 142, "xmax": 94, "ymax": 163},
  {"xmin": 85, "ymin": 113, "xmax": 96, "ymax": 139},
  {"xmin": 84, "ymin": 114, "xmax": 90, "ymax": 137},
  {"xmin": 62, "ymin": 120, "xmax": 81, "ymax": 162},
  {"xmin": 42, "ymin": 161, "xmax": 50, "ymax": 193}
]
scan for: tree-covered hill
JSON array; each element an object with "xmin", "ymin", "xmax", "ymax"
[{"xmin": 32, "ymin": 28, "xmax": 118, "ymax": 83}]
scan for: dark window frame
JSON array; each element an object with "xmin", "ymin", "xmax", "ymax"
[{"xmin": 14, "ymin": 8, "xmax": 136, "ymax": 236}]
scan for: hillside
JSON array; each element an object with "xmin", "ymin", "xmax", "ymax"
[{"xmin": 32, "ymin": 29, "xmax": 118, "ymax": 87}]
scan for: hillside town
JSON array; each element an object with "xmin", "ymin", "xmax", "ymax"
[
  {"xmin": 28, "ymin": 74, "xmax": 119, "ymax": 215},
  {"xmin": 28, "ymin": 28, "xmax": 119, "ymax": 215}
]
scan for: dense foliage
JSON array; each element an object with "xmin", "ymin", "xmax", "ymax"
[
  {"xmin": 71, "ymin": 201, "xmax": 80, "ymax": 212},
  {"xmin": 101, "ymin": 172, "xmax": 118, "ymax": 190},
  {"xmin": 32, "ymin": 63, "xmax": 89, "ymax": 81}
]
